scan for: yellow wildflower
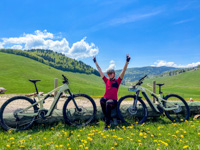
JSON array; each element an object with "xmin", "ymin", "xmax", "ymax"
[
  {"xmin": 172, "ymin": 135, "xmax": 177, "ymax": 138},
  {"xmin": 20, "ymin": 145, "xmax": 25, "ymax": 148},
  {"xmin": 9, "ymin": 137, "xmax": 14, "ymax": 140},
  {"xmin": 6, "ymin": 145, "xmax": 10, "ymax": 148},
  {"xmin": 139, "ymin": 132, "xmax": 143, "ymax": 136},
  {"xmin": 183, "ymin": 145, "xmax": 189, "ymax": 149}
]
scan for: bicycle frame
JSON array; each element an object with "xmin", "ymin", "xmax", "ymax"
[
  {"xmin": 17, "ymin": 83, "xmax": 78, "ymax": 117},
  {"xmin": 133, "ymin": 85, "xmax": 179, "ymax": 113}
]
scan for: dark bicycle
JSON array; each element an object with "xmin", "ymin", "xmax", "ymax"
[{"xmin": 117, "ymin": 75, "xmax": 190, "ymax": 125}]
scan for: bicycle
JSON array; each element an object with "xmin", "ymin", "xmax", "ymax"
[
  {"xmin": 0, "ymin": 75, "xmax": 97, "ymax": 131},
  {"xmin": 117, "ymin": 75, "xmax": 190, "ymax": 125}
]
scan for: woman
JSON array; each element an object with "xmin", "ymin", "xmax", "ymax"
[{"xmin": 93, "ymin": 55, "xmax": 131, "ymax": 131}]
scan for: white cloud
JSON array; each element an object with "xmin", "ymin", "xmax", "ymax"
[
  {"xmin": 0, "ymin": 42, "xmax": 3, "ymax": 48},
  {"xmin": 108, "ymin": 10, "xmax": 162, "ymax": 26},
  {"xmin": 106, "ymin": 59, "xmax": 116, "ymax": 71},
  {"xmin": 110, "ymin": 60, "xmax": 115, "ymax": 64},
  {"xmin": 67, "ymin": 37, "xmax": 99, "ymax": 59},
  {"xmin": 152, "ymin": 60, "xmax": 200, "ymax": 68},
  {"xmin": 0, "ymin": 30, "xmax": 99, "ymax": 59},
  {"xmin": 11, "ymin": 45, "xmax": 23, "ymax": 49},
  {"xmin": 174, "ymin": 18, "xmax": 194, "ymax": 25}
]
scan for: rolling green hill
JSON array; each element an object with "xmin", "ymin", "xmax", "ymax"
[
  {"xmin": 115, "ymin": 66, "xmax": 177, "ymax": 83},
  {"xmin": 141, "ymin": 69, "xmax": 200, "ymax": 100},
  {"xmin": 0, "ymin": 49, "xmax": 99, "ymax": 76},
  {"xmin": 0, "ymin": 52, "xmax": 130, "ymax": 96},
  {"xmin": 1, "ymin": 51, "xmax": 199, "ymax": 100}
]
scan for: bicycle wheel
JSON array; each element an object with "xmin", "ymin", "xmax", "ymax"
[
  {"xmin": 63, "ymin": 93, "xmax": 96, "ymax": 127},
  {"xmin": 117, "ymin": 95, "xmax": 148, "ymax": 125},
  {"xmin": 164, "ymin": 94, "xmax": 190, "ymax": 122},
  {"xmin": 0, "ymin": 96, "xmax": 38, "ymax": 131}
]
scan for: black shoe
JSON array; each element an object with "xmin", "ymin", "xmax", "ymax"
[{"xmin": 103, "ymin": 124, "xmax": 111, "ymax": 131}]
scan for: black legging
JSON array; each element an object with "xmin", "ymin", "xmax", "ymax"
[{"xmin": 100, "ymin": 97, "xmax": 117, "ymax": 125}]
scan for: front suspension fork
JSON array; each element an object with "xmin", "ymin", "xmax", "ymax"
[
  {"xmin": 67, "ymin": 89, "xmax": 82, "ymax": 111},
  {"xmin": 133, "ymin": 91, "xmax": 140, "ymax": 109}
]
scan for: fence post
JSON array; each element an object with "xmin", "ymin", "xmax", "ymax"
[
  {"xmin": 54, "ymin": 78, "xmax": 58, "ymax": 109},
  {"xmin": 153, "ymin": 81, "xmax": 156, "ymax": 103}
]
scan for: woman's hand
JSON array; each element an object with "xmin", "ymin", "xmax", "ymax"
[
  {"xmin": 93, "ymin": 56, "xmax": 96, "ymax": 63},
  {"xmin": 126, "ymin": 54, "xmax": 131, "ymax": 62}
]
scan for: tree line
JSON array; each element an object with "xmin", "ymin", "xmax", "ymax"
[
  {"xmin": 156, "ymin": 67, "xmax": 196, "ymax": 77},
  {"xmin": 0, "ymin": 49, "xmax": 100, "ymax": 76}
]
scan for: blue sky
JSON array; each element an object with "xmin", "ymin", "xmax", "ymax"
[{"xmin": 0, "ymin": 0, "xmax": 200, "ymax": 71}]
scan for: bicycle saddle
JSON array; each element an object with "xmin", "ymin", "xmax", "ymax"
[
  {"xmin": 29, "ymin": 79, "xmax": 41, "ymax": 83},
  {"xmin": 156, "ymin": 83, "xmax": 164, "ymax": 87}
]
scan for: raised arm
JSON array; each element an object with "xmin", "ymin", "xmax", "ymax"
[
  {"xmin": 119, "ymin": 54, "xmax": 131, "ymax": 79},
  {"xmin": 93, "ymin": 56, "xmax": 104, "ymax": 78}
]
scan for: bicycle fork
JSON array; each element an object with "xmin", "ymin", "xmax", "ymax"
[
  {"xmin": 132, "ymin": 91, "xmax": 140, "ymax": 110},
  {"xmin": 67, "ymin": 89, "xmax": 82, "ymax": 112}
]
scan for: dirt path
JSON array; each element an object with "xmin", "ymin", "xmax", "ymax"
[{"xmin": 0, "ymin": 94, "xmax": 102, "ymax": 109}]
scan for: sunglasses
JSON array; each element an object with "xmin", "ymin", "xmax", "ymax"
[{"xmin": 107, "ymin": 72, "xmax": 114, "ymax": 75}]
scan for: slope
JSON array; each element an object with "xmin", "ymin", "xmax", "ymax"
[
  {"xmin": 0, "ymin": 49, "xmax": 99, "ymax": 76},
  {"xmin": 115, "ymin": 66, "xmax": 177, "ymax": 83},
  {"xmin": 142, "ymin": 69, "xmax": 200, "ymax": 100},
  {"xmin": 0, "ymin": 52, "xmax": 130, "ymax": 97}
]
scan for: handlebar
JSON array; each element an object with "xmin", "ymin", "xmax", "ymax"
[
  {"xmin": 62, "ymin": 74, "xmax": 69, "ymax": 84},
  {"xmin": 135, "ymin": 75, "xmax": 147, "ymax": 86}
]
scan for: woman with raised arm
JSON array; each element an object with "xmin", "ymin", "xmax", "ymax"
[{"xmin": 93, "ymin": 55, "xmax": 131, "ymax": 131}]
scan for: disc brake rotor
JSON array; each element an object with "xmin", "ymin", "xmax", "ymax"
[
  {"xmin": 173, "ymin": 104, "xmax": 182, "ymax": 113},
  {"xmin": 74, "ymin": 106, "xmax": 87, "ymax": 115},
  {"xmin": 128, "ymin": 106, "xmax": 137, "ymax": 115}
]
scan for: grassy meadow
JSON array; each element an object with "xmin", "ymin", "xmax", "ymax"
[
  {"xmin": 0, "ymin": 52, "xmax": 131, "ymax": 97},
  {"xmin": 1, "ymin": 52, "xmax": 200, "ymax": 150},
  {"xmin": 142, "ymin": 69, "xmax": 200, "ymax": 100},
  {"xmin": 1, "ymin": 52, "xmax": 199, "ymax": 100},
  {"xmin": 0, "ymin": 117, "xmax": 200, "ymax": 150}
]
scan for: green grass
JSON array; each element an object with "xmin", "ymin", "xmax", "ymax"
[
  {"xmin": 0, "ymin": 52, "xmax": 130, "ymax": 97},
  {"xmin": 1, "ymin": 51, "xmax": 199, "ymax": 100},
  {"xmin": 0, "ymin": 117, "xmax": 199, "ymax": 149},
  {"xmin": 140, "ymin": 69, "xmax": 200, "ymax": 100}
]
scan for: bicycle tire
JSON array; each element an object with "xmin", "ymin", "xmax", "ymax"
[
  {"xmin": 117, "ymin": 95, "xmax": 148, "ymax": 125},
  {"xmin": 164, "ymin": 94, "xmax": 190, "ymax": 122},
  {"xmin": 0, "ymin": 96, "xmax": 38, "ymax": 131},
  {"xmin": 62, "ymin": 93, "xmax": 96, "ymax": 127}
]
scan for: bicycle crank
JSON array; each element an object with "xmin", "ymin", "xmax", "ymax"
[{"xmin": 14, "ymin": 109, "xmax": 24, "ymax": 120}]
